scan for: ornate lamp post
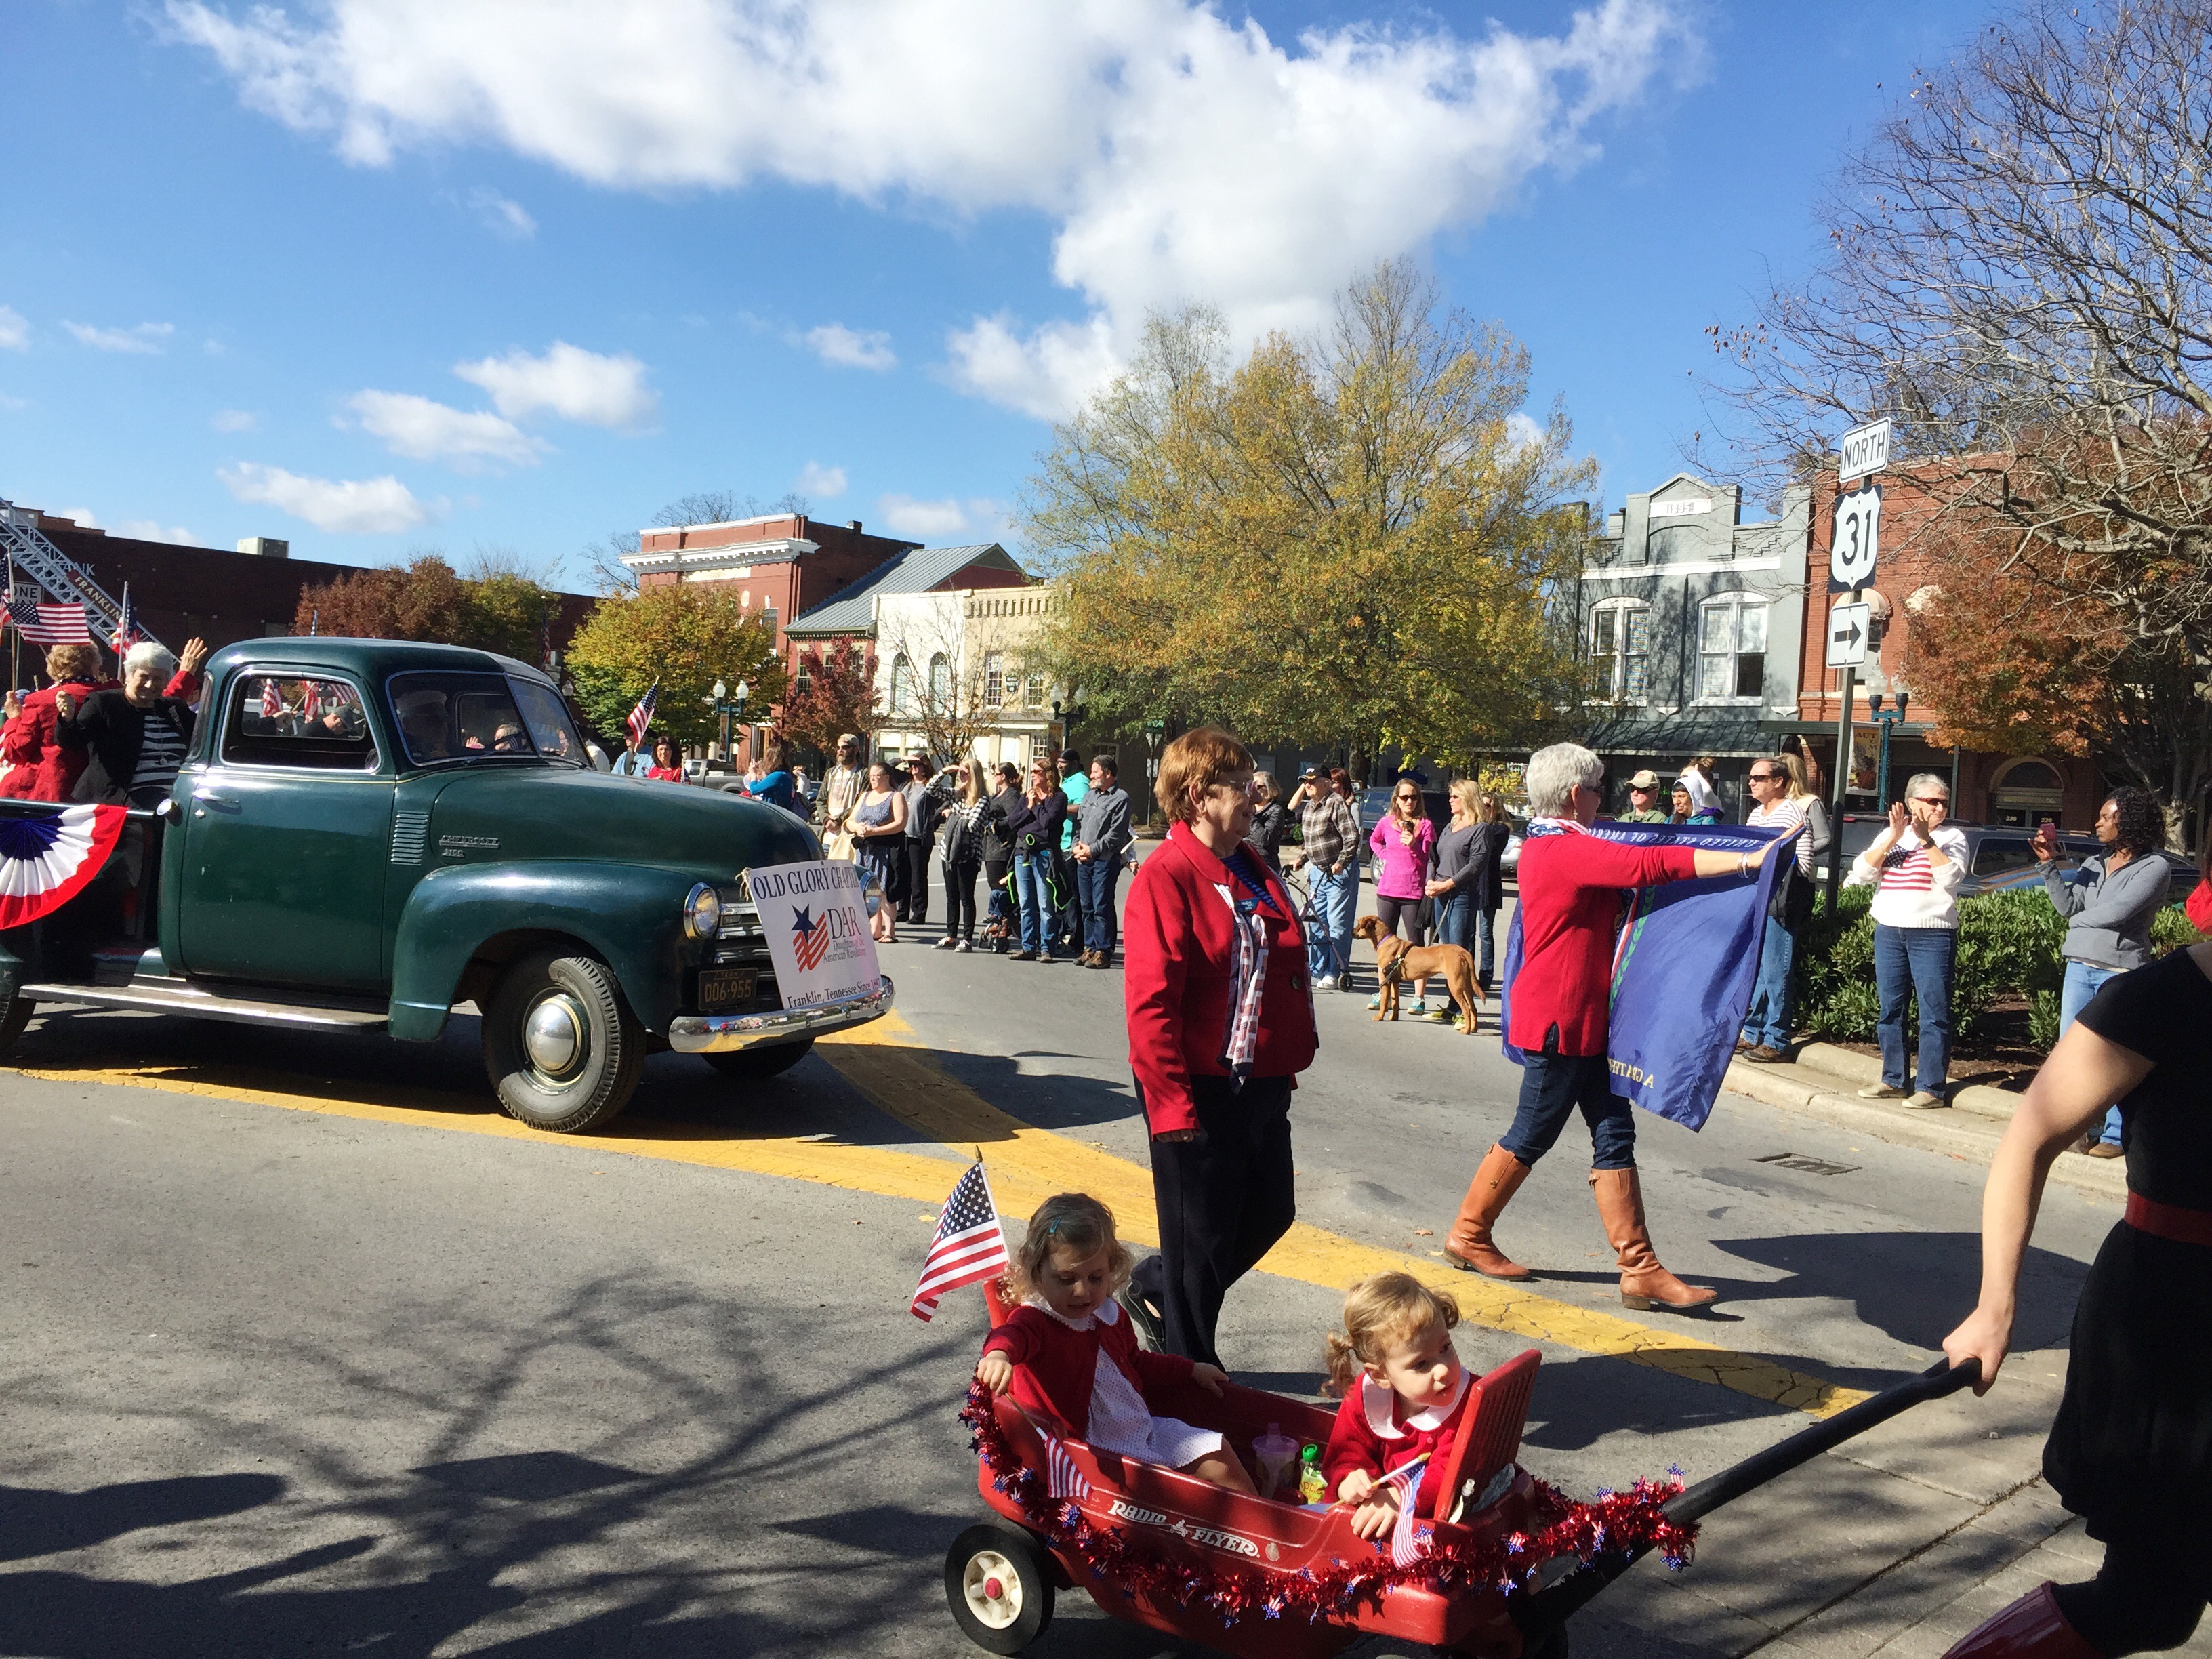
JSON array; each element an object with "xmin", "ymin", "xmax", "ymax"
[{"xmin": 1868, "ymin": 690, "xmax": 1910, "ymax": 807}]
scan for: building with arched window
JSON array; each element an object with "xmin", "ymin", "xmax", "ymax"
[{"xmin": 1577, "ymin": 474, "xmax": 1811, "ymax": 820}]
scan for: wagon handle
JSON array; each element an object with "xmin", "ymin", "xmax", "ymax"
[{"xmin": 1511, "ymin": 1357, "xmax": 1980, "ymax": 1645}]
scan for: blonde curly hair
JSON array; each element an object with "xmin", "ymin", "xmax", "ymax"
[
  {"xmin": 1002, "ymin": 1192, "xmax": 1134, "ymax": 1305},
  {"xmin": 1324, "ymin": 1272, "xmax": 1460, "ymax": 1395}
]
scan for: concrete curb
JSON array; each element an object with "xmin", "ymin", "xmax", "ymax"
[
  {"xmin": 1793, "ymin": 1041, "xmax": 2027, "ymax": 1121},
  {"xmin": 1721, "ymin": 1055, "xmax": 2125, "ymax": 1201}
]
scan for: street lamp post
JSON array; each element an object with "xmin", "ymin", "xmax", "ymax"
[
  {"xmin": 1868, "ymin": 691, "xmax": 1910, "ymax": 808},
  {"xmin": 1141, "ymin": 719, "xmax": 1166, "ymax": 827},
  {"xmin": 706, "ymin": 679, "xmax": 752, "ymax": 770}
]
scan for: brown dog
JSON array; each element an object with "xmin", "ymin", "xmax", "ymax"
[{"xmin": 1353, "ymin": 914, "xmax": 1483, "ymax": 1033}]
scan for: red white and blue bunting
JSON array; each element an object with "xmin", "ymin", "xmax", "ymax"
[{"xmin": 0, "ymin": 804, "xmax": 127, "ymax": 929}]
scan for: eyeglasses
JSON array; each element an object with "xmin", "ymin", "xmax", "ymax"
[{"xmin": 1913, "ymin": 796, "xmax": 1950, "ymax": 808}]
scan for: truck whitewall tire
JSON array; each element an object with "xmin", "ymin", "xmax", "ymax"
[{"xmin": 483, "ymin": 951, "xmax": 644, "ymax": 1134}]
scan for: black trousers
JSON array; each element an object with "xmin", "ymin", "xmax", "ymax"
[
  {"xmin": 2056, "ymin": 1535, "xmax": 2209, "ymax": 1656},
  {"xmin": 1132, "ymin": 1073, "xmax": 1295, "ymax": 1369},
  {"xmin": 943, "ymin": 855, "xmax": 981, "ymax": 941},
  {"xmin": 901, "ymin": 840, "xmax": 932, "ymax": 924}
]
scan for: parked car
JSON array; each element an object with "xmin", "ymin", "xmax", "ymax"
[
  {"xmin": 1355, "ymin": 784, "xmax": 1450, "ymax": 863},
  {"xmin": 1824, "ymin": 813, "xmax": 2199, "ymax": 905},
  {"xmin": 0, "ymin": 640, "xmax": 893, "ymax": 1134}
]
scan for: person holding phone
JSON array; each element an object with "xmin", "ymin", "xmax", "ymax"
[
  {"xmin": 1843, "ymin": 775, "xmax": 1969, "ymax": 1109},
  {"xmin": 2035, "ymin": 789, "xmax": 2168, "ymax": 1158}
]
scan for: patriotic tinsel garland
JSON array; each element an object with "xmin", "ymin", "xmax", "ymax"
[{"xmin": 961, "ymin": 1380, "xmax": 1698, "ymax": 1629}]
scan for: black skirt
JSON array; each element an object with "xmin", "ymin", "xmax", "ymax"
[{"xmin": 2044, "ymin": 1222, "xmax": 2212, "ymax": 1555}]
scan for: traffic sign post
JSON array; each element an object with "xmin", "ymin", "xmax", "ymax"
[
  {"xmin": 1826, "ymin": 600, "xmax": 1870, "ymax": 669},
  {"xmin": 1822, "ymin": 419, "xmax": 1891, "ymax": 910},
  {"xmin": 1830, "ymin": 483, "xmax": 1882, "ymax": 590}
]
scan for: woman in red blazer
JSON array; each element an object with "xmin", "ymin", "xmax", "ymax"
[
  {"xmin": 1121, "ymin": 728, "xmax": 1317, "ymax": 1368},
  {"xmin": 1443, "ymin": 741, "xmax": 1776, "ymax": 1311}
]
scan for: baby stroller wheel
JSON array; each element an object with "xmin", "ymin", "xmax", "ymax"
[{"xmin": 945, "ymin": 1522, "xmax": 1054, "ymax": 1653}]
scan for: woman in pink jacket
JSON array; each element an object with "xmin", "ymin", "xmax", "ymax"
[{"xmin": 1367, "ymin": 777, "xmax": 1438, "ymax": 1015}]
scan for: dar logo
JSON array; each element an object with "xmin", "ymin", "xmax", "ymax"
[{"xmin": 790, "ymin": 903, "xmax": 832, "ymax": 972}]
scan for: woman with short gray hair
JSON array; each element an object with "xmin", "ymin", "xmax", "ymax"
[
  {"xmin": 1443, "ymin": 741, "xmax": 1777, "ymax": 1309},
  {"xmin": 54, "ymin": 637, "xmax": 210, "ymax": 808}
]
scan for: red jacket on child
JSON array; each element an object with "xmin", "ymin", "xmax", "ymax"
[
  {"xmin": 1320, "ymin": 1372, "xmax": 1473, "ymax": 1519},
  {"xmin": 1122, "ymin": 821, "xmax": 1317, "ymax": 1136},
  {"xmin": 981, "ymin": 1297, "xmax": 1194, "ymax": 1440}
]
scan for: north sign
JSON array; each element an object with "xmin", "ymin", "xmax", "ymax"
[{"xmin": 1838, "ymin": 417, "xmax": 1893, "ymax": 485}]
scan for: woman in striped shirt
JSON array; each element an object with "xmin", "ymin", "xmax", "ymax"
[{"xmin": 1843, "ymin": 774, "xmax": 1969, "ymax": 1109}]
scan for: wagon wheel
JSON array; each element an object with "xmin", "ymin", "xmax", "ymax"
[{"xmin": 944, "ymin": 1521, "xmax": 1054, "ymax": 1654}]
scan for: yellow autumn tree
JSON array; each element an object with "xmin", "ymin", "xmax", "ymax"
[{"xmin": 1025, "ymin": 262, "xmax": 1595, "ymax": 768}]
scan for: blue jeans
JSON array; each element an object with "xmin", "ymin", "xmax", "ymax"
[
  {"xmin": 1874, "ymin": 924, "xmax": 1957, "ymax": 1094},
  {"xmin": 1078, "ymin": 858, "xmax": 1120, "ymax": 955},
  {"xmin": 1013, "ymin": 851, "xmax": 1060, "ymax": 956},
  {"xmin": 1500, "ymin": 1050, "xmax": 1636, "ymax": 1170},
  {"xmin": 1742, "ymin": 916, "xmax": 1799, "ymax": 1050},
  {"xmin": 2060, "ymin": 960, "xmax": 2123, "ymax": 1145},
  {"xmin": 1435, "ymin": 893, "xmax": 1500, "ymax": 985},
  {"xmin": 1305, "ymin": 863, "xmax": 1359, "ymax": 983}
]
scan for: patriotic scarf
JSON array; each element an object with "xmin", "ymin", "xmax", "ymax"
[{"xmin": 1216, "ymin": 851, "xmax": 1277, "ymax": 1081}]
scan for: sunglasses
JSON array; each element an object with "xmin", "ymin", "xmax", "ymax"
[{"xmin": 1913, "ymin": 796, "xmax": 1950, "ymax": 807}]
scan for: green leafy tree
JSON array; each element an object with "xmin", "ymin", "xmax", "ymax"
[
  {"xmin": 1025, "ymin": 262, "xmax": 1594, "ymax": 769},
  {"xmin": 563, "ymin": 583, "xmax": 787, "ymax": 750}
]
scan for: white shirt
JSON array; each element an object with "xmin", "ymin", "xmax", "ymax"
[{"xmin": 1845, "ymin": 822, "xmax": 1968, "ymax": 929}]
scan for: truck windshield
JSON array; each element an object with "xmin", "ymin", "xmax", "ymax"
[
  {"xmin": 388, "ymin": 672, "xmax": 566, "ymax": 768},
  {"xmin": 506, "ymin": 676, "xmax": 590, "ymax": 768}
]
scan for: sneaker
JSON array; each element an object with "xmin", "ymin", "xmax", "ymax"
[
  {"xmin": 1368, "ymin": 994, "xmax": 1384, "ymax": 1010},
  {"xmin": 1313, "ymin": 974, "xmax": 1338, "ymax": 991},
  {"xmin": 934, "ymin": 937, "xmax": 957, "ymax": 951},
  {"xmin": 2084, "ymin": 1141, "xmax": 2123, "ymax": 1159},
  {"xmin": 1407, "ymin": 998, "xmax": 1429, "ymax": 1017},
  {"xmin": 1856, "ymin": 1083, "xmax": 1908, "ymax": 1100},
  {"xmin": 1902, "ymin": 1090, "xmax": 1950, "ymax": 1110},
  {"xmin": 1746, "ymin": 1045, "xmax": 1787, "ymax": 1063},
  {"xmin": 955, "ymin": 939, "xmax": 972, "ymax": 953},
  {"xmin": 1008, "ymin": 949, "xmax": 1035, "ymax": 962},
  {"xmin": 1037, "ymin": 951, "xmax": 1055, "ymax": 964},
  {"xmin": 1426, "ymin": 1004, "xmax": 1454, "ymax": 1023}
]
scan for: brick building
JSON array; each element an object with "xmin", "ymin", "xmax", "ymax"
[{"xmin": 1792, "ymin": 466, "xmax": 2106, "ymax": 831}]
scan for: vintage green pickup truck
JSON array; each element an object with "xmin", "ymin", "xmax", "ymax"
[{"xmin": 0, "ymin": 638, "xmax": 892, "ymax": 1132}]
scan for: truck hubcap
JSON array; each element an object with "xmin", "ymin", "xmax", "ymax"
[{"xmin": 523, "ymin": 992, "xmax": 588, "ymax": 1080}]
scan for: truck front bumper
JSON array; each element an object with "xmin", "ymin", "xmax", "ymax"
[{"xmin": 665, "ymin": 975, "xmax": 895, "ymax": 1053}]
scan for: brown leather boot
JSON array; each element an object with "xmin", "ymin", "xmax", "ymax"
[
  {"xmin": 1589, "ymin": 1167, "xmax": 1717, "ymax": 1311},
  {"xmin": 1444, "ymin": 1145, "xmax": 1532, "ymax": 1280}
]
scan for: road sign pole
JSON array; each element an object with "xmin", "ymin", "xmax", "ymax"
[{"xmin": 1825, "ymin": 653, "xmax": 1857, "ymax": 917}]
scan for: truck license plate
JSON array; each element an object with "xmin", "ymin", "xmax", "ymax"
[{"xmin": 698, "ymin": 969, "xmax": 757, "ymax": 1012}]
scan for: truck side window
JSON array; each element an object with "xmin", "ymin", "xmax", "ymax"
[{"xmin": 224, "ymin": 676, "xmax": 378, "ymax": 770}]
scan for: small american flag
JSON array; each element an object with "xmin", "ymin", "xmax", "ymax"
[
  {"xmin": 1041, "ymin": 1429, "xmax": 1091, "ymax": 1502},
  {"xmin": 6, "ymin": 595, "xmax": 90, "ymax": 646},
  {"xmin": 1380, "ymin": 1455, "xmax": 1431, "ymax": 1567},
  {"xmin": 300, "ymin": 681, "xmax": 323, "ymax": 722},
  {"xmin": 626, "ymin": 681, "xmax": 659, "ymax": 749},
  {"xmin": 910, "ymin": 1162, "xmax": 1008, "ymax": 1322},
  {"xmin": 260, "ymin": 678, "xmax": 283, "ymax": 719},
  {"xmin": 110, "ymin": 585, "xmax": 146, "ymax": 655}
]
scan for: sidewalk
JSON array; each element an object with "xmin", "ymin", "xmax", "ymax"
[{"xmin": 1719, "ymin": 1044, "xmax": 2124, "ymax": 1200}]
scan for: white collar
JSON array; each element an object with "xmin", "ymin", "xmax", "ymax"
[
  {"xmin": 1026, "ymin": 1294, "xmax": 1121, "ymax": 1333},
  {"xmin": 1358, "ymin": 1368, "xmax": 1471, "ymax": 1437}
]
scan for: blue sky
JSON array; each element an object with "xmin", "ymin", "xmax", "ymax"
[{"xmin": 2, "ymin": 0, "xmax": 1996, "ymax": 584}]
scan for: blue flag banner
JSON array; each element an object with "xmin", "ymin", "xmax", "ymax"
[{"xmin": 1499, "ymin": 821, "xmax": 1793, "ymax": 1130}]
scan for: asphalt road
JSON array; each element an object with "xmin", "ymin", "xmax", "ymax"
[{"xmin": 0, "ymin": 870, "xmax": 2152, "ymax": 1659}]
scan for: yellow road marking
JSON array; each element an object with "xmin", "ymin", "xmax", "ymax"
[
  {"xmin": 10, "ymin": 1015, "xmax": 1869, "ymax": 1417},
  {"xmin": 821, "ymin": 1019, "xmax": 1870, "ymax": 1418}
]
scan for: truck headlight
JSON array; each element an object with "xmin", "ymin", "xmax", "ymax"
[{"xmin": 684, "ymin": 882, "xmax": 721, "ymax": 940}]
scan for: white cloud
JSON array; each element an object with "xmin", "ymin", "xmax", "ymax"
[
  {"xmin": 805, "ymin": 323, "xmax": 896, "ymax": 372},
  {"xmin": 796, "ymin": 460, "xmax": 848, "ymax": 499},
  {"xmin": 345, "ymin": 388, "xmax": 546, "ymax": 469},
  {"xmin": 876, "ymin": 493, "xmax": 1010, "ymax": 540},
  {"xmin": 218, "ymin": 462, "xmax": 432, "ymax": 533},
  {"xmin": 452, "ymin": 340, "xmax": 656, "ymax": 428},
  {"xmin": 0, "ymin": 306, "xmax": 26, "ymax": 351},
  {"xmin": 1505, "ymin": 411, "xmax": 1545, "ymax": 452},
  {"xmin": 211, "ymin": 408, "xmax": 258, "ymax": 432},
  {"xmin": 169, "ymin": 0, "xmax": 1698, "ymax": 419},
  {"xmin": 58, "ymin": 508, "xmax": 101, "ymax": 529},
  {"xmin": 64, "ymin": 320, "xmax": 175, "ymax": 354},
  {"xmin": 466, "ymin": 185, "xmax": 536, "ymax": 238}
]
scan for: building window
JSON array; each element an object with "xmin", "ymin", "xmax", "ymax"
[
  {"xmin": 929, "ymin": 653, "xmax": 950, "ymax": 711},
  {"xmin": 1590, "ymin": 601, "xmax": 1649, "ymax": 701},
  {"xmin": 890, "ymin": 654, "xmax": 913, "ymax": 716},
  {"xmin": 1025, "ymin": 674, "xmax": 1046, "ymax": 709},
  {"xmin": 1698, "ymin": 593, "xmax": 1767, "ymax": 701},
  {"xmin": 983, "ymin": 653, "xmax": 1004, "ymax": 709}
]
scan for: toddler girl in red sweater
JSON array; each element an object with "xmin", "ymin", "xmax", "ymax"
[
  {"xmin": 975, "ymin": 1193, "xmax": 1255, "ymax": 1494},
  {"xmin": 1321, "ymin": 1273, "xmax": 1471, "ymax": 1539}
]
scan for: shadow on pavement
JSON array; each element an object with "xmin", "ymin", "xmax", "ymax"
[{"xmin": 0, "ymin": 1473, "xmax": 285, "ymax": 1563}]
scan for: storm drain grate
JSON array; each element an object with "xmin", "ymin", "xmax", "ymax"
[{"xmin": 1753, "ymin": 1152, "xmax": 1861, "ymax": 1176}]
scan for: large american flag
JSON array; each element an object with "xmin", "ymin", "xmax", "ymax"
[
  {"xmin": 910, "ymin": 1162, "xmax": 1008, "ymax": 1322},
  {"xmin": 626, "ymin": 680, "xmax": 659, "ymax": 748},
  {"xmin": 6, "ymin": 594, "xmax": 91, "ymax": 646}
]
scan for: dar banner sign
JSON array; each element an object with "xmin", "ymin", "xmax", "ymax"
[{"xmin": 747, "ymin": 859, "xmax": 883, "ymax": 1010}]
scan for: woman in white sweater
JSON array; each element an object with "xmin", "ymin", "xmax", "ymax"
[{"xmin": 1843, "ymin": 773, "xmax": 1969, "ymax": 1109}]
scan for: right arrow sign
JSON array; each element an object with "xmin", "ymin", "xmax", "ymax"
[{"xmin": 1827, "ymin": 600, "xmax": 1871, "ymax": 669}]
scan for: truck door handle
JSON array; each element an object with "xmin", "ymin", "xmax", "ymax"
[{"xmin": 192, "ymin": 791, "xmax": 241, "ymax": 816}]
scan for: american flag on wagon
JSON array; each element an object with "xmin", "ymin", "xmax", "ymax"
[
  {"xmin": 5, "ymin": 592, "xmax": 91, "ymax": 646},
  {"xmin": 1380, "ymin": 1454, "xmax": 1432, "ymax": 1567},
  {"xmin": 910, "ymin": 1161, "xmax": 1009, "ymax": 1322},
  {"xmin": 1040, "ymin": 1429, "xmax": 1092, "ymax": 1502},
  {"xmin": 626, "ymin": 680, "xmax": 659, "ymax": 748}
]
